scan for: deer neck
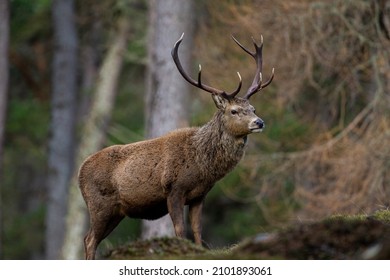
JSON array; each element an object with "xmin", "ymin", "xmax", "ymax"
[{"xmin": 193, "ymin": 111, "xmax": 247, "ymax": 180}]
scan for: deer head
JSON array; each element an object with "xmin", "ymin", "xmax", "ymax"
[{"xmin": 172, "ymin": 33, "xmax": 274, "ymax": 137}]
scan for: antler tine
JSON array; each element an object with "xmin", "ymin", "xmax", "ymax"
[
  {"xmin": 232, "ymin": 35, "xmax": 274, "ymax": 99},
  {"xmin": 172, "ymin": 33, "xmax": 242, "ymax": 99}
]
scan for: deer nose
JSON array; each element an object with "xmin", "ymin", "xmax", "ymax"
[{"xmin": 254, "ymin": 118, "xmax": 265, "ymax": 129}]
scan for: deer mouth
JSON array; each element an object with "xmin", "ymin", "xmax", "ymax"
[{"xmin": 250, "ymin": 128, "xmax": 263, "ymax": 133}]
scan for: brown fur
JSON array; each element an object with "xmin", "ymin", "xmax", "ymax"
[{"xmin": 79, "ymin": 96, "xmax": 265, "ymax": 259}]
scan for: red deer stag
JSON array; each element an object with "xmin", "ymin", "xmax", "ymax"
[{"xmin": 79, "ymin": 34, "xmax": 274, "ymax": 259}]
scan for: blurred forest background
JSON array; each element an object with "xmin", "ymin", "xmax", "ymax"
[{"xmin": 0, "ymin": 0, "xmax": 389, "ymax": 259}]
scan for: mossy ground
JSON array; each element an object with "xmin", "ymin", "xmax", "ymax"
[
  {"xmin": 105, "ymin": 237, "xmax": 207, "ymax": 260},
  {"xmin": 105, "ymin": 210, "xmax": 390, "ymax": 260}
]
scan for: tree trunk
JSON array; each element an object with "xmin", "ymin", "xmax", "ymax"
[
  {"xmin": 142, "ymin": 0, "xmax": 195, "ymax": 240},
  {"xmin": 0, "ymin": 0, "xmax": 10, "ymax": 259},
  {"xmin": 61, "ymin": 17, "xmax": 131, "ymax": 259},
  {"xmin": 45, "ymin": 0, "xmax": 78, "ymax": 259}
]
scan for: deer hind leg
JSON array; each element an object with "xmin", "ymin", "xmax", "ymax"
[{"xmin": 84, "ymin": 210, "xmax": 124, "ymax": 260}]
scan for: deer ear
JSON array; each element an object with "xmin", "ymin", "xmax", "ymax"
[{"xmin": 212, "ymin": 93, "xmax": 227, "ymax": 109}]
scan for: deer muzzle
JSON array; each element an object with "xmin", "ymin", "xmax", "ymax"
[{"xmin": 249, "ymin": 118, "xmax": 265, "ymax": 133}]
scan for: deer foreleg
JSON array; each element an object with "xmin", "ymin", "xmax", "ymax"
[
  {"xmin": 167, "ymin": 192, "xmax": 185, "ymax": 238},
  {"xmin": 189, "ymin": 199, "xmax": 204, "ymax": 245}
]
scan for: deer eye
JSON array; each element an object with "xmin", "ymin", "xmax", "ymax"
[{"xmin": 231, "ymin": 109, "xmax": 238, "ymax": 115}]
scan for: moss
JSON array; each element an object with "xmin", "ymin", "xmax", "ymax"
[
  {"xmin": 326, "ymin": 210, "xmax": 390, "ymax": 224},
  {"xmin": 371, "ymin": 209, "xmax": 390, "ymax": 223},
  {"xmin": 326, "ymin": 214, "xmax": 368, "ymax": 222}
]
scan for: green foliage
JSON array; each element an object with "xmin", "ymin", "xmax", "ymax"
[
  {"xmin": 108, "ymin": 65, "xmax": 146, "ymax": 145},
  {"xmin": 5, "ymin": 0, "xmax": 52, "ymax": 260},
  {"xmin": 3, "ymin": 205, "xmax": 45, "ymax": 259},
  {"xmin": 2, "ymin": 97, "xmax": 49, "ymax": 259},
  {"xmin": 108, "ymin": 0, "xmax": 147, "ymax": 144},
  {"xmin": 123, "ymin": 0, "xmax": 147, "ymax": 64},
  {"xmin": 10, "ymin": 0, "xmax": 51, "ymax": 43},
  {"xmin": 265, "ymin": 109, "xmax": 312, "ymax": 152},
  {"xmin": 6, "ymin": 98, "xmax": 49, "ymax": 146},
  {"xmin": 203, "ymin": 169, "xmax": 270, "ymax": 247}
]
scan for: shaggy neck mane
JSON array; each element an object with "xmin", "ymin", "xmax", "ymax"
[{"xmin": 192, "ymin": 111, "xmax": 246, "ymax": 180}]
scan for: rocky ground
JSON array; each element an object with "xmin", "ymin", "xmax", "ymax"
[{"xmin": 105, "ymin": 210, "xmax": 390, "ymax": 260}]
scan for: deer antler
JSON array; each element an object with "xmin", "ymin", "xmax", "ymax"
[
  {"xmin": 232, "ymin": 35, "xmax": 274, "ymax": 100},
  {"xmin": 172, "ymin": 33, "xmax": 242, "ymax": 100}
]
